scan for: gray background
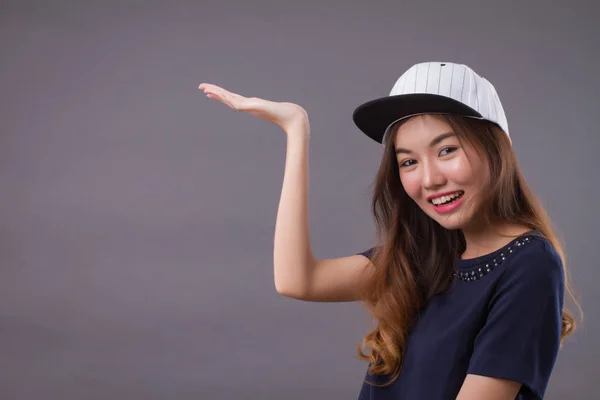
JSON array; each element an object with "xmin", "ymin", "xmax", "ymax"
[{"xmin": 1, "ymin": 0, "xmax": 597, "ymax": 399}]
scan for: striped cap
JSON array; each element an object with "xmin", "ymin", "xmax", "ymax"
[{"xmin": 352, "ymin": 62, "xmax": 510, "ymax": 146}]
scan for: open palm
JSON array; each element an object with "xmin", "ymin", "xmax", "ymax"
[{"xmin": 199, "ymin": 83, "xmax": 309, "ymax": 132}]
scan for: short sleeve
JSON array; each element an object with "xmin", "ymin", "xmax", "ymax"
[
  {"xmin": 357, "ymin": 247, "xmax": 376, "ymax": 260},
  {"xmin": 466, "ymin": 248, "xmax": 565, "ymax": 399}
]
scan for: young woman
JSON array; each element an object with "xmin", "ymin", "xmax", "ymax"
[{"xmin": 199, "ymin": 61, "xmax": 581, "ymax": 400}]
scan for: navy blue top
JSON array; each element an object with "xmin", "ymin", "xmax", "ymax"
[{"xmin": 356, "ymin": 231, "xmax": 564, "ymax": 400}]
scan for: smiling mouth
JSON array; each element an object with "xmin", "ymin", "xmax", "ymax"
[{"xmin": 429, "ymin": 190, "xmax": 465, "ymax": 206}]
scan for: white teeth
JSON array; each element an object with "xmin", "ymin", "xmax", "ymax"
[{"xmin": 431, "ymin": 191, "xmax": 462, "ymax": 205}]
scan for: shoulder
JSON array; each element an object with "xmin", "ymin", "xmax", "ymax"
[
  {"xmin": 502, "ymin": 235, "xmax": 564, "ymax": 281},
  {"xmin": 493, "ymin": 234, "xmax": 565, "ymax": 301},
  {"xmin": 357, "ymin": 246, "xmax": 381, "ymax": 260},
  {"xmin": 357, "ymin": 247, "xmax": 376, "ymax": 259}
]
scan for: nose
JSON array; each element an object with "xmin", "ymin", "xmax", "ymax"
[{"xmin": 422, "ymin": 159, "xmax": 446, "ymax": 190}]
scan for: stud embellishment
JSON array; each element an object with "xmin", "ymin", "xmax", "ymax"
[{"xmin": 453, "ymin": 237, "xmax": 532, "ymax": 282}]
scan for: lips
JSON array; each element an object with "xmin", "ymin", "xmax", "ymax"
[
  {"xmin": 430, "ymin": 191, "xmax": 466, "ymax": 214},
  {"xmin": 427, "ymin": 190, "xmax": 464, "ymax": 204}
]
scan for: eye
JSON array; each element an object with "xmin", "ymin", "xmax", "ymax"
[
  {"xmin": 399, "ymin": 159, "xmax": 416, "ymax": 168},
  {"xmin": 439, "ymin": 146, "xmax": 457, "ymax": 156}
]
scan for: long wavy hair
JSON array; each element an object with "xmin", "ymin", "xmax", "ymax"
[{"xmin": 355, "ymin": 114, "xmax": 582, "ymax": 387}]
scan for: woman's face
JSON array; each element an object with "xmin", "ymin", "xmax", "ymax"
[{"xmin": 393, "ymin": 114, "xmax": 487, "ymax": 230}]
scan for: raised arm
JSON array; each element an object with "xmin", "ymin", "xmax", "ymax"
[{"xmin": 199, "ymin": 83, "xmax": 374, "ymax": 302}]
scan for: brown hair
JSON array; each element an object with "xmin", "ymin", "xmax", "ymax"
[{"xmin": 355, "ymin": 114, "xmax": 582, "ymax": 387}]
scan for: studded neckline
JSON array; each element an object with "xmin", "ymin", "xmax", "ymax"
[{"xmin": 453, "ymin": 230, "xmax": 540, "ymax": 282}]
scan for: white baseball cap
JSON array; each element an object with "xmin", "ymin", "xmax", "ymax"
[{"xmin": 352, "ymin": 62, "xmax": 511, "ymax": 146}]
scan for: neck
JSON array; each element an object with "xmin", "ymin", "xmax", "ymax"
[{"xmin": 460, "ymin": 222, "xmax": 532, "ymax": 260}]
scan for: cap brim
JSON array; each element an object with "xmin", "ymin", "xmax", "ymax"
[{"xmin": 352, "ymin": 93, "xmax": 483, "ymax": 144}]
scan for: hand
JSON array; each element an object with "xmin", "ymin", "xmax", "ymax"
[{"xmin": 199, "ymin": 83, "xmax": 309, "ymax": 134}]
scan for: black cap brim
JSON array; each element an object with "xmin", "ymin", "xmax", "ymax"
[{"xmin": 352, "ymin": 93, "xmax": 483, "ymax": 144}]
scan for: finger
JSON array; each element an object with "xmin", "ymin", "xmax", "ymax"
[
  {"xmin": 200, "ymin": 84, "xmax": 248, "ymax": 111},
  {"xmin": 204, "ymin": 89, "xmax": 237, "ymax": 110},
  {"xmin": 199, "ymin": 84, "xmax": 245, "ymax": 105},
  {"xmin": 198, "ymin": 83, "xmax": 217, "ymax": 92},
  {"xmin": 213, "ymin": 88, "xmax": 242, "ymax": 110},
  {"xmin": 198, "ymin": 83, "xmax": 221, "ymax": 90}
]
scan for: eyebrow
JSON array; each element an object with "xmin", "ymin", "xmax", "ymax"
[{"xmin": 395, "ymin": 132, "xmax": 457, "ymax": 155}]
